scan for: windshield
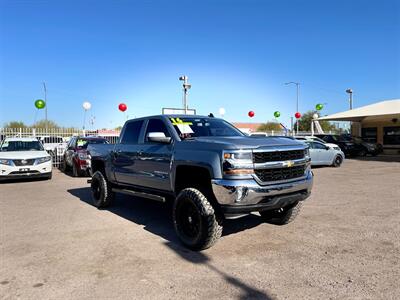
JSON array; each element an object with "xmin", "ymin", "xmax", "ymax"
[
  {"xmin": 76, "ymin": 138, "xmax": 109, "ymax": 149},
  {"xmin": 169, "ymin": 117, "xmax": 244, "ymax": 138},
  {"xmin": 0, "ymin": 140, "xmax": 44, "ymax": 152}
]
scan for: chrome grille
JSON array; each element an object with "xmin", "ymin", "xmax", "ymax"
[
  {"xmin": 255, "ymin": 165, "xmax": 306, "ymax": 182},
  {"xmin": 253, "ymin": 150, "xmax": 305, "ymax": 163}
]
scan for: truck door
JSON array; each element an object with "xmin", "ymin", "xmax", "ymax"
[
  {"xmin": 135, "ymin": 118, "xmax": 173, "ymax": 191},
  {"xmin": 113, "ymin": 120, "xmax": 145, "ymax": 186}
]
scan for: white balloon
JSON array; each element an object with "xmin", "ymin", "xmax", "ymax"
[
  {"xmin": 219, "ymin": 107, "xmax": 226, "ymax": 116},
  {"xmin": 82, "ymin": 101, "xmax": 91, "ymax": 110},
  {"xmin": 313, "ymin": 113, "xmax": 319, "ymax": 119}
]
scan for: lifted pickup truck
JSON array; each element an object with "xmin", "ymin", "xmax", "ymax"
[{"xmin": 89, "ymin": 115, "xmax": 313, "ymax": 250}]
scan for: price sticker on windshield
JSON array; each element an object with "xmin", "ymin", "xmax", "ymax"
[{"xmin": 170, "ymin": 118, "xmax": 194, "ymax": 134}]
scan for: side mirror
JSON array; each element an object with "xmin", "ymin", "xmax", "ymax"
[
  {"xmin": 147, "ymin": 132, "xmax": 171, "ymax": 144},
  {"xmin": 325, "ymin": 146, "xmax": 330, "ymax": 150}
]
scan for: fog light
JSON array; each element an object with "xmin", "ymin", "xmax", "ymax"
[{"xmin": 235, "ymin": 187, "xmax": 248, "ymax": 203}]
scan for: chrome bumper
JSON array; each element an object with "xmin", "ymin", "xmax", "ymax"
[{"xmin": 211, "ymin": 169, "xmax": 313, "ymax": 206}]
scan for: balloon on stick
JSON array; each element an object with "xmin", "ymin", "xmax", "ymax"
[
  {"xmin": 295, "ymin": 112, "xmax": 301, "ymax": 119},
  {"xmin": 82, "ymin": 101, "xmax": 91, "ymax": 130},
  {"xmin": 273, "ymin": 111, "xmax": 281, "ymax": 118},
  {"xmin": 119, "ymin": 103, "xmax": 127, "ymax": 112},
  {"xmin": 219, "ymin": 107, "xmax": 226, "ymax": 117},
  {"xmin": 35, "ymin": 99, "xmax": 46, "ymax": 109},
  {"xmin": 315, "ymin": 103, "xmax": 324, "ymax": 111},
  {"xmin": 248, "ymin": 111, "xmax": 255, "ymax": 118}
]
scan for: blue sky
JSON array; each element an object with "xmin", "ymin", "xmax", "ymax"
[{"xmin": 1, "ymin": 0, "xmax": 399, "ymax": 129}]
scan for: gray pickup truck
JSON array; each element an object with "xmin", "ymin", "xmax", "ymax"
[{"xmin": 88, "ymin": 115, "xmax": 313, "ymax": 250}]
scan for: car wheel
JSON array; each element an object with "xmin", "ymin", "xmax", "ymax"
[
  {"xmin": 72, "ymin": 163, "xmax": 80, "ymax": 177},
  {"xmin": 61, "ymin": 158, "xmax": 68, "ymax": 172},
  {"xmin": 91, "ymin": 171, "xmax": 115, "ymax": 208},
  {"xmin": 173, "ymin": 188, "xmax": 223, "ymax": 250},
  {"xmin": 332, "ymin": 155, "xmax": 343, "ymax": 167},
  {"xmin": 47, "ymin": 173, "xmax": 52, "ymax": 180},
  {"xmin": 260, "ymin": 201, "xmax": 302, "ymax": 225},
  {"xmin": 359, "ymin": 149, "xmax": 367, "ymax": 156}
]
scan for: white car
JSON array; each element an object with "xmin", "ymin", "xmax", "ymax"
[
  {"xmin": 36, "ymin": 136, "xmax": 68, "ymax": 158},
  {"xmin": 302, "ymin": 140, "xmax": 345, "ymax": 167},
  {"xmin": 0, "ymin": 137, "xmax": 52, "ymax": 180},
  {"xmin": 295, "ymin": 136, "xmax": 340, "ymax": 150}
]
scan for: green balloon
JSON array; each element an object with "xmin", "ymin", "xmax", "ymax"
[
  {"xmin": 35, "ymin": 99, "xmax": 46, "ymax": 109},
  {"xmin": 316, "ymin": 103, "xmax": 324, "ymax": 111},
  {"xmin": 274, "ymin": 111, "xmax": 281, "ymax": 118}
]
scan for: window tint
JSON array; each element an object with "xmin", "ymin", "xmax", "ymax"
[
  {"xmin": 145, "ymin": 119, "xmax": 170, "ymax": 141},
  {"xmin": 313, "ymin": 142, "xmax": 327, "ymax": 149},
  {"xmin": 384, "ymin": 126, "xmax": 400, "ymax": 145},
  {"xmin": 121, "ymin": 120, "xmax": 144, "ymax": 144}
]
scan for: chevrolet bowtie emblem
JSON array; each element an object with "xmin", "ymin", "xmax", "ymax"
[{"xmin": 284, "ymin": 161, "xmax": 294, "ymax": 167}]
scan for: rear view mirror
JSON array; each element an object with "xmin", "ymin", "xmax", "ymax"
[{"xmin": 148, "ymin": 132, "xmax": 171, "ymax": 144}]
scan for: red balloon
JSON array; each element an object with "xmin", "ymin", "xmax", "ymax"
[
  {"xmin": 248, "ymin": 111, "xmax": 255, "ymax": 118},
  {"xmin": 295, "ymin": 112, "xmax": 301, "ymax": 119},
  {"xmin": 118, "ymin": 103, "xmax": 127, "ymax": 112}
]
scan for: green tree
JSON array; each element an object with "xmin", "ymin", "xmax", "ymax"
[
  {"xmin": 294, "ymin": 111, "xmax": 337, "ymax": 132},
  {"xmin": 3, "ymin": 121, "xmax": 28, "ymax": 128},
  {"xmin": 32, "ymin": 120, "xmax": 60, "ymax": 129},
  {"xmin": 257, "ymin": 122, "xmax": 282, "ymax": 131}
]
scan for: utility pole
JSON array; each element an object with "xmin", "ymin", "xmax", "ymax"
[
  {"xmin": 346, "ymin": 88, "xmax": 353, "ymax": 110},
  {"xmin": 285, "ymin": 82, "xmax": 300, "ymax": 134},
  {"xmin": 179, "ymin": 75, "xmax": 191, "ymax": 114},
  {"xmin": 43, "ymin": 82, "xmax": 48, "ymax": 130}
]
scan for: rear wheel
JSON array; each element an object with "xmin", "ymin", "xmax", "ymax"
[
  {"xmin": 72, "ymin": 163, "xmax": 80, "ymax": 177},
  {"xmin": 91, "ymin": 171, "xmax": 115, "ymax": 208},
  {"xmin": 332, "ymin": 155, "xmax": 343, "ymax": 167},
  {"xmin": 260, "ymin": 202, "xmax": 302, "ymax": 225},
  {"xmin": 173, "ymin": 188, "xmax": 223, "ymax": 250}
]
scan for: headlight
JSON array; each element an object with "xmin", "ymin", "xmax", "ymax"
[
  {"xmin": 304, "ymin": 147, "xmax": 310, "ymax": 157},
  {"xmin": 334, "ymin": 146, "xmax": 341, "ymax": 151},
  {"xmin": 78, "ymin": 153, "xmax": 88, "ymax": 160},
  {"xmin": 0, "ymin": 159, "xmax": 12, "ymax": 165},
  {"xmin": 36, "ymin": 156, "xmax": 52, "ymax": 164},
  {"xmin": 223, "ymin": 150, "xmax": 254, "ymax": 177}
]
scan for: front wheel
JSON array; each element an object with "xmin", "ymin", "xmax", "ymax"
[
  {"xmin": 91, "ymin": 171, "xmax": 115, "ymax": 208},
  {"xmin": 332, "ymin": 155, "xmax": 343, "ymax": 167},
  {"xmin": 173, "ymin": 188, "xmax": 223, "ymax": 250},
  {"xmin": 260, "ymin": 201, "xmax": 303, "ymax": 225}
]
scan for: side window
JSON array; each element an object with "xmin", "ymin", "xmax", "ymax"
[
  {"xmin": 68, "ymin": 138, "xmax": 75, "ymax": 149},
  {"xmin": 314, "ymin": 142, "xmax": 326, "ymax": 149},
  {"xmin": 145, "ymin": 119, "xmax": 170, "ymax": 141},
  {"xmin": 120, "ymin": 120, "xmax": 144, "ymax": 144},
  {"xmin": 307, "ymin": 141, "xmax": 315, "ymax": 149}
]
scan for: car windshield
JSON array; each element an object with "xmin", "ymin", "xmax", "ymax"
[
  {"xmin": 168, "ymin": 117, "xmax": 244, "ymax": 138},
  {"xmin": 76, "ymin": 138, "xmax": 109, "ymax": 149},
  {"xmin": 0, "ymin": 140, "xmax": 44, "ymax": 151}
]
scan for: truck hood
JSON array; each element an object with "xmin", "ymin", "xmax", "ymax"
[{"xmin": 189, "ymin": 136, "xmax": 305, "ymax": 149}]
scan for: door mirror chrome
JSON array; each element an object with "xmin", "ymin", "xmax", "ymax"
[{"xmin": 147, "ymin": 132, "xmax": 171, "ymax": 144}]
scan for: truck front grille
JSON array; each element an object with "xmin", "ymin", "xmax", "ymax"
[
  {"xmin": 253, "ymin": 150, "xmax": 305, "ymax": 163},
  {"xmin": 255, "ymin": 165, "xmax": 305, "ymax": 182}
]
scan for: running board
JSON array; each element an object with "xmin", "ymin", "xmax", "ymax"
[{"xmin": 112, "ymin": 188, "xmax": 166, "ymax": 203}]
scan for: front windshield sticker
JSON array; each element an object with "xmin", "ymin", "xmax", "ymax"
[
  {"xmin": 77, "ymin": 140, "xmax": 86, "ymax": 147},
  {"xmin": 170, "ymin": 118, "xmax": 194, "ymax": 134}
]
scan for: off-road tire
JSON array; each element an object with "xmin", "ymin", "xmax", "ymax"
[
  {"xmin": 173, "ymin": 188, "xmax": 223, "ymax": 250},
  {"xmin": 91, "ymin": 171, "xmax": 115, "ymax": 208},
  {"xmin": 260, "ymin": 201, "xmax": 303, "ymax": 225},
  {"xmin": 332, "ymin": 155, "xmax": 343, "ymax": 167}
]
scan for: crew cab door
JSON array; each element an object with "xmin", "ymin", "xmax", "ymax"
[
  {"xmin": 65, "ymin": 137, "xmax": 76, "ymax": 167},
  {"xmin": 113, "ymin": 120, "xmax": 145, "ymax": 185},
  {"xmin": 135, "ymin": 118, "xmax": 174, "ymax": 191}
]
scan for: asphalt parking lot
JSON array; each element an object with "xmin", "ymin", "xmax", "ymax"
[{"xmin": 1, "ymin": 157, "xmax": 399, "ymax": 300}]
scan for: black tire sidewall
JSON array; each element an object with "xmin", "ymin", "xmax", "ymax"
[
  {"xmin": 333, "ymin": 155, "xmax": 343, "ymax": 167},
  {"xmin": 91, "ymin": 171, "xmax": 108, "ymax": 208}
]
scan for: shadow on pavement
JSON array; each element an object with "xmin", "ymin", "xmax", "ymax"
[
  {"xmin": 164, "ymin": 241, "xmax": 274, "ymax": 300},
  {"xmin": 348, "ymin": 155, "xmax": 400, "ymax": 162},
  {"xmin": 67, "ymin": 187, "xmax": 265, "ymax": 244}
]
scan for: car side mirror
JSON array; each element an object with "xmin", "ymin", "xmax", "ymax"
[
  {"xmin": 325, "ymin": 146, "xmax": 330, "ymax": 150},
  {"xmin": 147, "ymin": 132, "xmax": 171, "ymax": 144}
]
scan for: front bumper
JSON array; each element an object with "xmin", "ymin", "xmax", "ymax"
[
  {"xmin": 0, "ymin": 161, "xmax": 52, "ymax": 180},
  {"xmin": 212, "ymin": 170, "xmax": 313, "ymax": 215}
]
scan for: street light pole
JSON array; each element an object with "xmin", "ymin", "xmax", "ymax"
[
  {"xmin": 346, "ymin": 88, "xmax": 353, "ymax": 110},
  {"xmin": 179, "ymin": 76, "xmax": 191, "ymax": 114},
  {"xmin": 43, "ymin": 82, "xmax": 48, "ymax": 130},
  {"xmin": 285, "ymin": 81, "xmax": 300, "ymax": 134}
]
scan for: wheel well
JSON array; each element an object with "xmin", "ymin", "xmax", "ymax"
[
  {"xmin": 174, "ymin": 165, "xmax": 212, "ymax": 195},
  {"xmin": 91, "ymin": 159, "xmax": 106, "ymax": 177}
]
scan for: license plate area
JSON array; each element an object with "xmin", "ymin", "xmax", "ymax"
[{"xmin": 19, "ymin": 168, "xmax": 30, "ymax": 172}]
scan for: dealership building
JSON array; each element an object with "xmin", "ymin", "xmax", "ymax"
[{"xmin": 319, "ymin": 99, "xmax": 400, "ymax": 154}]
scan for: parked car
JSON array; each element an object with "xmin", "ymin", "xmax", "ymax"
[
  {"xmin": 88, "ymin": 115, "xmax": 313, "ymax": 250},
  {"xmin": 314, "ymin": 134, "xmax": 361, "ymax": 157},
  {"xmin": 302, "ymin": 140, "xmax": 345, "ymax": 167},
  {"xmin": 37, "ymin": 135, "xmax": 68, "ymax": 159},
  {"xmin": 0, "ymin": 137, "xmax": 52, "ymax": 180},
  {"xmin": 61, "ymin": 136, "xmax": 109, "ymax": 177},
  {"xmin": 340, "ymin": 135, "xmax": 382, "ymax": 156},
  {"xmin": 294, "ymin": 136, "xmax": 341, "ymax": 150}
]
